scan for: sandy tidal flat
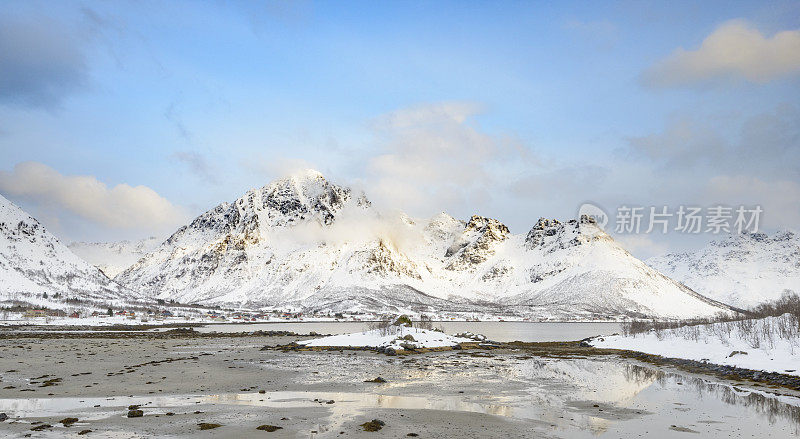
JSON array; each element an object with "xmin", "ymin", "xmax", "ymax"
[{"xmin": 0, "ymin": 333, "xmax": 799, "ymax": 438}]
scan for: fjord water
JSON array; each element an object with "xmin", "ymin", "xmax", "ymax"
[{"xmin": 195, "ymin": 321, "xmax": 624, "ymax": 342}]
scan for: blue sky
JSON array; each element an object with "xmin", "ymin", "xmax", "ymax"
[{"xmin": 1, "ymin": 0, "xmax": 799, "ymax": 257}]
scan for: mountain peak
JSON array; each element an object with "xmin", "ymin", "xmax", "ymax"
[
  {"xmin": 228, "ymin": 169, "xmax": 358, "ymax": 227},
  {"xmin": 526, "ymin": 215, "xmax": 608, "ymax": 249},
  {"xmin": 444, "ymin": 215, "xmax": 510, "ymax": 269},
  {"xmin": 278, "ymin": 168, "xmax": 325, "ymax": 183}
]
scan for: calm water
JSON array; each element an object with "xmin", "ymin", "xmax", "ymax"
[{"xmin": 195, "ymin": 321, "xmax": 622, "ymax": 342}]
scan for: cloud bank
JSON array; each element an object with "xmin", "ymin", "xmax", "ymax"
[
  {"xmin": 366, "ymin": 102, "xmax": 534, "ymax": 217},
  {"xmin": 643, "ymin": 19, "xmax": 800, "ymax": 87},
  {"xmin": 619, "ymin": 104, "xmax": 800, "ymax": 244},
  {"xmin": 0, "ymin": 162, "xmax": 189, "ymax": 234}
]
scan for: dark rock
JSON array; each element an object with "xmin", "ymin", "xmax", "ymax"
[
  {"xmin": 399, "ymin": 342, "xmax": 416, "ymax": 351},
  {"xmin": 198, "ymin": 423, "xmax": 222, "ymax": 430},
  {"xmin": 360, "ymin": 419, "xmax": 385, "ymax": 432},
  {"xmin": 60, "ymin": 417, "xmax": 79, "ymax": 426},
  {"xmin": 78, "ymin": 430, "xmax": 92, "ymax": 435},
  {"xmin": 364, "ymin": 377, "xmax": 387, "ymax": 383},
  {"xmin": 127, "ymin": 409, "xmax": 144, "ymax": 418},
  {"xmin": 256, "ymin": 425, "xmax": 283, "ymax": 432}
]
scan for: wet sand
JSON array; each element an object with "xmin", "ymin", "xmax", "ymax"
[{"xmin": 0, "ymin": 334, "xmax": 799, "ymax": 438}]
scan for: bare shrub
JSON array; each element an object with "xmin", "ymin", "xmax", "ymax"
[
  {"xmin": 416, "ymin": 314, "xmax": 434, "ymax": 330},
  {"xmin": 368, "ymin": 315, "xmax": 394, "ymax": 336},
  {"xmin": 619, "ymin": 293, "xmax": 800, "ymax": 350}
]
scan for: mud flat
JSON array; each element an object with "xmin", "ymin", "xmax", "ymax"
[{"xmin": 1, "ymin": 332, "xmax": 799, "ymax": 438}]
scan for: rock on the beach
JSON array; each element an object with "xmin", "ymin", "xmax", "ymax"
[
  {"xmin": 60, "ymin": 417, "xmax": 79, "ymax": 426},
  {"xmin": 256, "ymin": 424, "xmax": 283, "ymax": 432},
  {"xmin": 360, "ymin": 419, "xmax": 385, "ymax": 432},
  {"xmin": 199, "ymin": 423, "xmax": 222, "ymax": 430},
  {"xmin": 127, "ymin": 409, "xmax": 144, "ymax": 418},
  {"xmin": 364, "ymin": 377, "xmax": 387, "ymax": 383}
]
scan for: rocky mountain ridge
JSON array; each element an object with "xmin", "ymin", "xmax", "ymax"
[{"xmin": 112, "ymin": 170, "xmax": 734, "ymax": 320}]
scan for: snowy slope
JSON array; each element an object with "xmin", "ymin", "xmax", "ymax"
[
  {"xmin": 496, "ymin": 218, "xmax": 733, "ymax": 320},
  {"xmin": 69, "ymin": 237, "xmax": 162, "ymax": 277},
  {"xmin": 590, "ymin": 314, "xmax": 800, "ymax": 376},
  {"xmin": 0, "ymin": 194, "xmax": 140, "ymax": 306},
  {"xmin": 647, "ymin": 231, "xmax": 800, "ymax": 309},
  {"xmin": 115, "ymin": 170, "xmax": 734, "ymax": 320}
]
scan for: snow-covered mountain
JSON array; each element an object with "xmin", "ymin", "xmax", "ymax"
[
  {"xmin": 647, "ymin": 231, "xmax": 800, "ymax": 309},
  {"xmin": 69, "ymin": 236, "xmax": 162, "ymax": 277},
  {"xmin": 0, "ymin": 194, "xmax": 139, "ymax": 307},
  {"xmin": 115, "ymin": 170, "xmax": 733, "ymax": 320}
]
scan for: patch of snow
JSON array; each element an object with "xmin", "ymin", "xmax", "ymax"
[
  {"xmin": 298, "ymin": 325, "xmax": 475, "ymax": 351},
  {"xmin": 0, "ymin": 315, "xmax": 194, "ymax": 327},
  {"xmin": 590, "ymin": 314, "xmax": 800, "ymax": 376}
]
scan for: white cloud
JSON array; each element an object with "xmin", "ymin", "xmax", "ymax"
[
  {"xmin": 614, "ymin": 234, "xmax": 670, "ymax": 260},
  {"xmin": 643, "ymin": 19, "xmax": 800, "ymax": 87},
  {"xmin": 0, "ymin": 161, "xmax": 190, "ymax": 233},
  {"xmin": 365, "ymin": 102, "xmax": 534, "ymax": 217}
]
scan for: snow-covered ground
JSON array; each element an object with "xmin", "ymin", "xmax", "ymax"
[
  {"xmin": 590, "ymin": 314, "xmax": 800, "ymax": 376},
  {"xmin": 298, "ymin": 325, "xmax": 476, "ymax": 351},
  {"xmin": 0, "ymin": 315, "xmax": 198, "ymax": 327}
]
